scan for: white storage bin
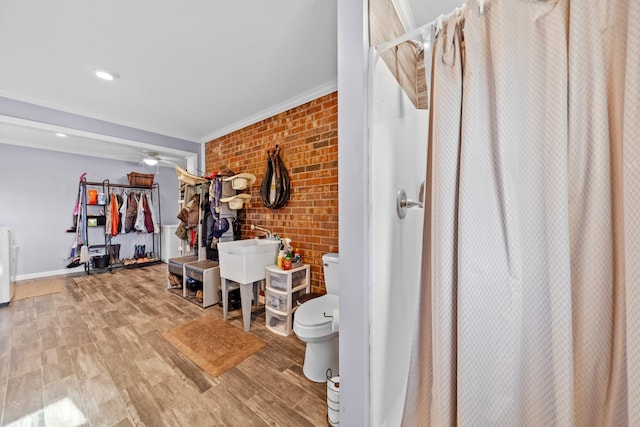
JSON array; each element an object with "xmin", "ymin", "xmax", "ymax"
[
  {"xmin": 266, "ymin": 308, "xmax": 290, "ymax": 335},
  {"xmin": 266, "ymin": 288, "xmax": 288, "ymax": 311},
  {"xmin": 269, "ymin": 271, "xmax": 288, "ymax": 291}
]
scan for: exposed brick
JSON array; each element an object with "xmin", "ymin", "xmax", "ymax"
[{"xmin": 205, "ymin": 92, "xmax": 339, "ymax": 293}]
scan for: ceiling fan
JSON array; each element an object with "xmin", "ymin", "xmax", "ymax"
[
  {"xmin": 139, "ymin": 151, "xmax": 179, "ymax": 168},
  {"xmin": 142, "ymin": 151, "xmax": 161, "ymax": 166}
]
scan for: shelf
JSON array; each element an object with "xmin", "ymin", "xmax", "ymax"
[{"xmin": 264, "ymin": 264, "xmax": 310, "ymax": 336}]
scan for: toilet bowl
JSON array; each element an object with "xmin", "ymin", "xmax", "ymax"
[{"xmin": 293, "ymin": 253, "xmax": 339, "ymax": 382}]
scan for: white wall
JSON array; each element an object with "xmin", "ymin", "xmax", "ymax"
[
  {"xmin": 0, "ymin": 143, "xmax": 181, "ymax": 279},
  {"xmin": 369, "ymin": 52, "xmax": 428, "ymax": 426},
  {"xmin": 338, "ymin": 0, "xmax": 370, "ymax": 424}
]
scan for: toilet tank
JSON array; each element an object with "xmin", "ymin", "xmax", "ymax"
[{"xmin": 322, "ymin": 253, "xmax": 340, "ymax": 296}]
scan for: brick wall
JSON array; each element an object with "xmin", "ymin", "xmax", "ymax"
[{"xmin": 205, "ymin": 92, "xmax": 338, "ymax": 293}]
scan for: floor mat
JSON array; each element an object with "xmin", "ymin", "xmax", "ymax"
[
  {"xmin": 163, "ymin": 315, "xmax": 266, "ymax": 377},
  {"xmin": 14, "ymin": 278, "xmax": 66, "ymax": 300}
]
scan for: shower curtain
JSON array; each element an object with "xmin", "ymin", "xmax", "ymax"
[{"xmin": 402, "ymin": 0, "xmax": 640, "ymax": 426}]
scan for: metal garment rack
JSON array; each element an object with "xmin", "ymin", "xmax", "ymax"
[{"xmin": 81, "ymin": 178, "xmax": 162, "ymax": 274}]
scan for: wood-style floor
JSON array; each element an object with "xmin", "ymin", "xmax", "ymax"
[{"xmin": 0, "ymin": 264, "xmax": 329, "ymax": 426}]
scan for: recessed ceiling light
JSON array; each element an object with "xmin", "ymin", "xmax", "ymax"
[
  {"xmin": 94, "ymin": 69, "xmax": 119, "ymax": 81},
  {"xmin": 55, "ymin": 132, "xmax": 67, "ymax": 137}
]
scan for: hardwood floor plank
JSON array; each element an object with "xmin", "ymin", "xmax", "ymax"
[
  {"xmin": 43, "ymin": 374, "xmax": 89, "ymax": 427},
  {"xmin": 134, "ymin": 355, "xmax": 175, "ymax": 387},
  {"xmin": 236, "ymin": 352, "xmax": 307, "ymax": 407},
  {"xmin": 246, "ymin": 387, "xmax": 316, "ymax": 427},
  {"xmin": 123, "ymin": 382, "xmax": 168, "ymax": 427},
  {"xmin": 203, "ymin": 384, "xmax": 268, "ymax": 427},
  {"xmin": 9, "ymin": 341, "xmax": 43, "ymax": 379},
  {"xmin": 253, "ymin": 345, "xmax": 296, "ymax": 372},
  {"xmin": 284, "ymin": 362, "xmax": 328, "ymax": 401},
  {"xmin": 3, "ymin": 368, "xmax": 44, "ymax": 426},
  {"xmin": 0, "ymin": 264, "xmax": 332, "ymax": 426},
  {"xmin": 218, "ymin": 367, "xmax": 264, "ymax": 402},
  {"xmin": 41, "ymin": 345, "xmax": 75, "ymax": 385},
  {"xmin": 102, "ymin": 353, "xmax": 142, "ymax": 391},
  {"xmin": 168, "ymin": 353, "xmax": 217, "ymax": 393},
  {"xmin": 294, "ymin": 392, "xmax": 331, "ymax": 426},
  {"xmin": 141, "ymin": 330, "xmax": 179, "ymax": 359},
  {"xmin": 78, "ymin": 373, "xmax": 129, "ymax": 427},
  {"xmin": 69, "ymin": 343, "xmax": 107, "ymax": 381}
]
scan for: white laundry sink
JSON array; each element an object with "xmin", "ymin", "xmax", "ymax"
[{"xmin": 217, "ymin": 239, "xmax": 279, "ymax": 284}]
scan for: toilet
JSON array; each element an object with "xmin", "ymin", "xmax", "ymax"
[{"xmin": 293, "ymin": 253, "xmax": 340, "ymax": 382}]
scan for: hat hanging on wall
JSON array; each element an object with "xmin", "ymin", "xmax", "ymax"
[
  {"xmin": 213, "ymin": 218, "xmax": 230, "ymax": 238},
  {"xmin": 222, "ymin": 173, "xmax": 256, "ymax": 190},
  {"xmin": 220, "ymin": 193, "xmax": 252, "ymax": 210}
]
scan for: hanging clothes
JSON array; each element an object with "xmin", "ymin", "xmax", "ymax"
[
  {"xmin": 125, "ymin": 192, "xmax": 138, "ymax": 232},
  {"xmin": 110, "ymin": 193, "xmax": 119, "ymax": 236},
  {"xmin": 119, "ymin": 191, "xmax": 128, "ymax": 234},
  {"xmin": 104, "ymin": 192, "xmax": 112, "ymax": 236},
  {"xmin": 142, "ymin": 194, "xmax": 154, "ymax": 233},
  {"xmin": 134, "ymin": 193, "xmax": 147, "ymax": 232},
  {"xmin": 146, "ymin": 192, "xmax": 160, "ymax": 234}
]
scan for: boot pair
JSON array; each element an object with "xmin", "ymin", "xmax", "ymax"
[
  {"xmin": 108, "ymin": 244, "xmax": 121, "ymax": 265},
  {"xmin": 134, "ymin": 244, "xmax": 146, "ymax": 259}
]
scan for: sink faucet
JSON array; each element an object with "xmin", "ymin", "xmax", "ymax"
[{"xmin": 250, "ymin": 224, "xmax": 273, "ymax": 239}]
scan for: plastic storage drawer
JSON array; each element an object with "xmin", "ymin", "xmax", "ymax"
[
  {"xmin": 268, "ymin": 271, "xmax": 288, "ymax": 291},
  {"xmin": 265, "ymin": 307, "xmax": 290, "ymax": 336},
  {"xmin": 265, "ymin": 288, "xmax": 288, "ymax": 311}
]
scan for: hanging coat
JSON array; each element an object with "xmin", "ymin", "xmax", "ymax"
[
  {"xmin": 125, "ymin": 192, "xmax": 138, "ymax": 232},
  {"xmin": 135, "ymin": 194, "xmax": 147, "ymax": 232},
  {"xmin": 119, "ymin": 191, "xmax": 128, "ymax": 234},
  {"xmin": 146, "ymin": 193, "xmax": 160, "ymax": 234},
  {"xmin": 143, "ymin": 194, "xmax": 154, "ymax": 233},
  {"xmin": 105, "ymin": 193, "xmax": 112, "ymax": 236},
  {"xmin": 110, "ymin": 193, "xmax": 120, "ymax": 236}
]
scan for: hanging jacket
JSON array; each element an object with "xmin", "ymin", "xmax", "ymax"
[
  {"xmin": 201, "ymin": 198, "xmax": 215, "ymax": 248},
  {"xmin": 125, "ymin": 192, "xmax": 138, "ymax": 232},
  {"xmin": 134, "ymin": 194, "xmax": 147, "ymax": 232},
  {"xmin": 110, "ymin": 193, "xmax": 120, "ymax": 236},
  {"xmin": 146, "ymin": 193, "xmax": 160, "ymax": 234},
  {"xmin": 177, "ymin": 194, "xmax": 200, "ymax": 229},
  {"xmin": 143, "ymin": 194, "xmax": 154, "ymax": 233},
  {"xmin": 105, "ymin": 193, "xmax": 112, "ymax": 236},
  {"xmin": 119, "ymin": 191, "xmax": 128, "ymax": 234}
]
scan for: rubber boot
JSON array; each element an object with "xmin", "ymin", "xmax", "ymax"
[{"xmin": 108, "ymin": 245, "xmax": 116, "ymax": 265}]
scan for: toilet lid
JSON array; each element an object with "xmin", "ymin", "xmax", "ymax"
[{"xmin": 295, "ymin": 294, "xmax": 339, "ymax": 327}]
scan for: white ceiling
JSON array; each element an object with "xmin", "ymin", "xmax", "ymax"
[{"xmin": 0, "ymin": 0, "xmax": 463, "ymax": 166}]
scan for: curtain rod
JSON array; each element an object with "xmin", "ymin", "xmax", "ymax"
[{"xmin": 375, "ymin": 2, "xmax": 481, "ymax": 55}]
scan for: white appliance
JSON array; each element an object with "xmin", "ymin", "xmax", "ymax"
[
  {"xmin": 0, "ymin": 227, "xmax": 17, "ymax": 305},
  {"xmin": 161, "ymin": 224, "xmax": 180, "ymax": 261}
]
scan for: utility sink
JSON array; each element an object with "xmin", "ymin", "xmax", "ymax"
[{"xmin": 217, "ymin": 239, "xmax": 280, "ymax": 284}]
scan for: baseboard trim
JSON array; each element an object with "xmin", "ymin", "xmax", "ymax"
[{"xmin": 16, "ymin": 266, "xmax": 85, "ymax": 281}]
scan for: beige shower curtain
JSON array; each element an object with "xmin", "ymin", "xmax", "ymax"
[{"xmin": 402, "ymin": 0, "xmax": 640, "ymax": 426}]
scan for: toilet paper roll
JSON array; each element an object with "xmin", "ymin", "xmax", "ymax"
[{"xmin": 332, "ymin": 308, "xmax": 339, "ymax": 332}]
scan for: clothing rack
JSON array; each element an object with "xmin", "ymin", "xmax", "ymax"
[{"xmin": 80, "ymin": 178, "xmax": 162, "ymax": 274}]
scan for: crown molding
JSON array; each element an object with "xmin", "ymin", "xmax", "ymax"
[{"xmin": 201, "ymin": 80, "xmax": 337, "ymax": 143}]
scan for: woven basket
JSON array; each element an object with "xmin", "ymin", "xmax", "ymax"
[{"xmin": 127, "ymin": 172, "xmax": 155, "ymax": 188}]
